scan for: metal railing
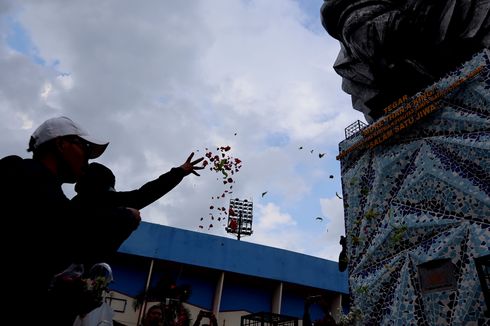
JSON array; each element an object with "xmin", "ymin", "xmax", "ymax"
[{"xmin": 345, "ymin": 120, "xmax": 368, "ymax": 138}]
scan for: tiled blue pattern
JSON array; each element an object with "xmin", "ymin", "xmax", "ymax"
[{"xmin": 339, "ymin": 49, "xmax": 490, "ymax": 325}]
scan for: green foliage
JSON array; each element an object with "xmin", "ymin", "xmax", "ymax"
[
  {"xmin": 391, "ymin": 225, "xmax": 408, "ymax": 243},
  {"xmin": 364, "ymin": 208, "xmax": 378, "ymax": 220},
  {"xmin": 351, "ymin": 235, "xmax": 361, "ymax": 245},
  {"xmin": 355, "ymin": 285, "xmax": 369, "ymax": 295},
  {"xmin": 337, "ymin": 306, "xmax": 363, "ymax": 326}
]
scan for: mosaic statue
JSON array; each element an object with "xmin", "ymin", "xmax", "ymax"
[{"xmin": 321, "ymin": 0, "xmax": 489, "ymax": 123}]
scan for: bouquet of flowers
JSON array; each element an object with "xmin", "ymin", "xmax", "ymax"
[{"xmin": 49, "ymin": 263, "xmax": 113, "ymax": 316}]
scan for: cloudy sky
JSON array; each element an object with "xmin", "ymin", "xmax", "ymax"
[{"xmin": 0, "ymin": 0, "xmax": 366, "ymax": 261}]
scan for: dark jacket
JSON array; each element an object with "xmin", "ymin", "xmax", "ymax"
[
  {"xmin": 1, "ymin": 156, "xmax": 74, "ymax": 289},
  {"xmin": 70, "ymin": 162, "xmax": 186, "ymax": 265},
  {"xmin": 72, "ymin": 162, "xmax": 187, "ymax": 210},
  {"xmin": 0, "ymin": 155, "xmax": 136, "ymax": 325}
]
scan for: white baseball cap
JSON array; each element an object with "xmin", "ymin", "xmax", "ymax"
[{"xmin": 28, "ymin": 116, "xmax": 109, "ymax": 159}]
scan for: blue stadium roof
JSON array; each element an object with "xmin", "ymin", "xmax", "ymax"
[{"xmin": 119, "ymin": 222, "xmax": 349, "ymax": 294}]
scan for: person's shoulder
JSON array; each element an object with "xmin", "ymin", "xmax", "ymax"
[
  {"xmin": 0, "ymin": 154, "xmax": 23, "ymax": 164},
  {"xmin": 0, "ymin": 155, "xmax": 48, "ymax": 179},
  {"xmin": 1, "ymin": 155, "xmax": 41, "ymax": 170},
  {"xmin": 0, "ymin": 156, "xmax": 26, "ymax": 186},
  {"xmin": 0, "ymin": 155, "xmax": 24, "ymax": 171}
]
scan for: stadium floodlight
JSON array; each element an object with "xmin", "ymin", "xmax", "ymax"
[{"xmin": 225, "ymin": 198, "xmax": 253, "ymax": 240}]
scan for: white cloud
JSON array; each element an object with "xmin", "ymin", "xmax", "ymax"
[
  {"xmin": 0, "ymin": 0, "xmax": 364, "ymax": 260},
  {"xmin": 256, "ymin": 202, "xmax": 296, "ymax": 230},
  {"xmin": 242, "ymin": 202, "xmax": 305, "ymax": 253}
]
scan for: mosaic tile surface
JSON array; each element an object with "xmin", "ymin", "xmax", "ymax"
[{"xmin": 339, "ymin": 49, "xmax": 490, "ymax": 325}]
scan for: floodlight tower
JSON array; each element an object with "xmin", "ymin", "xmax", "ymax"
[{"xmin": 225, "ymin": 198, "xmax": 253, "ymax": 240}]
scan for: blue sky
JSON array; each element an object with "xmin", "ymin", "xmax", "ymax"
[{"xmin": 0, "ymin": 0, "xmax": 366, "ymax": 261}]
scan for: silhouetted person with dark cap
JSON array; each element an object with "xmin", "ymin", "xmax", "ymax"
[{"xmin": 71, "ymin": 153, "xmax": 204, "ymax": 266}]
